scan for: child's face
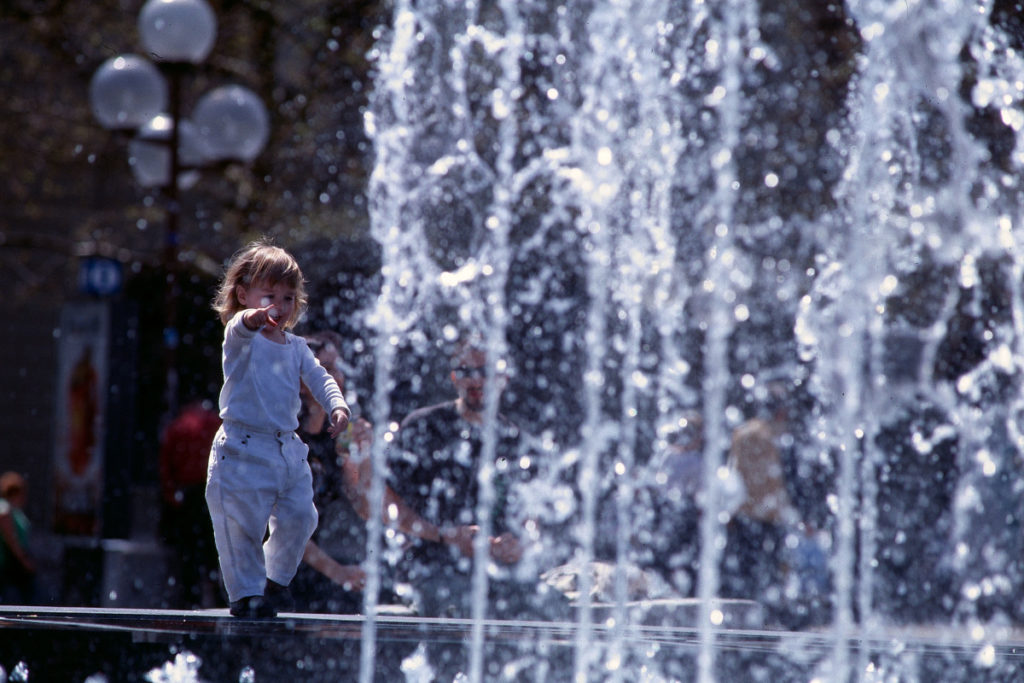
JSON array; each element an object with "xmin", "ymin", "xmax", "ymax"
[{"xmin": 238, "ymin": 280, "xmax": 297, "ymax": 326}]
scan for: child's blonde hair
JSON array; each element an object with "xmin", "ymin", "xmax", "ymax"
[{"xmin": 213, "ymin": 238, "xmax": 308, "ymax": 328}]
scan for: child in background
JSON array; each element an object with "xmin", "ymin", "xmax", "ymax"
[{"xmin": 207, "ymin": 238, "xmax": 350, "ymax": 618}]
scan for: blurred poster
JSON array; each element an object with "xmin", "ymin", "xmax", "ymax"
[{"xmin": 53, "ymin": 303, "xmax": 109, "ymax": 536}]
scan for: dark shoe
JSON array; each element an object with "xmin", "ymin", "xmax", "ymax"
[
  {"xmin": 265, "ymin": 579, "xmax": 295, "ymax": 613},
  {"xmin": 229, "ymin": 595, "xmax": 277, "ymax": 619}
]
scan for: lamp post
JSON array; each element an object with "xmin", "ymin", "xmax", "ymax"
[{"xmin": 89, "ymin": 0, "xmax": 269, "ymax": 428}]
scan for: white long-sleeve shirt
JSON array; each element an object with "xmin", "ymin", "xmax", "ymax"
[{"xmin": 218, "ymin": 311, "xmax": 348, "ymax": 432}]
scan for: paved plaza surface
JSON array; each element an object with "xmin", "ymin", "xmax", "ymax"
[{"xmin": 3, "ymin": 603, "xmax": 1024, "ymax": 681}]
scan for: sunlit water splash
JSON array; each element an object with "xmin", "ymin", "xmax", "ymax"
[{"xmin": 361, "ymin": 0, "xmax": 1024, "ymax": 680}]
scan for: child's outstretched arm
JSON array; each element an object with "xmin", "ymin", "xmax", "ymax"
[{"xmin": 300, "ymin": 340, "xmax": 350, "ymax": 434}]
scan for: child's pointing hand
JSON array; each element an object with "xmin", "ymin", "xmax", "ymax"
[{"xmin": 243, "ymin": 303, "xmax": 278, "ymax": 330}]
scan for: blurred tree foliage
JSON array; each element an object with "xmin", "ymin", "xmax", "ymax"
[
  {"xmin": 4, "ymin": 0, "xmax": 1021, "ymax": 304},
  {"xmin": 0, "ymin": 0, "xmax": 385, "ymax": 303},
  {"xmin": 2, "ymin": 0, "xmax": 1023, "ymax": 542},
  {"xmin": 0, "ymin": 1, "xmax": 387, "ymax": 496}
]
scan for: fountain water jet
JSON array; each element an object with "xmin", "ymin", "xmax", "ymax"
[{"xmin": 360, "ymin": 0, "xmax": 1024, "ymax": 680}]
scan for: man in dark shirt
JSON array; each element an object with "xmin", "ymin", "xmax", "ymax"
[
  {"xmin": 385, "ymin": 338, "xmax": 570, "ymax": 679},
  {"xmin": 388, "ymin": 340, "xmax": 531, "ymax": 618}
]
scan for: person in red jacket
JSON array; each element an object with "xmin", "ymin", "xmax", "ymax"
[{"xmin": 159, "ymin": 399, "xmax": 223, "ymax": 609}]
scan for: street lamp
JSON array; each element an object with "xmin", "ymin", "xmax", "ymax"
[{"xmin": 89, "ymin": 0, "xmax": 269, "ymax": 427}]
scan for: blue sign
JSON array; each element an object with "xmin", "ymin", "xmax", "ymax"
[{"xmin": 79, "ymin": 257, "xmax": 123, "ymax": 296}]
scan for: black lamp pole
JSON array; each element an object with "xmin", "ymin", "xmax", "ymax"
[{"xmin": 162, "ymin": 66, "xmax": 183, "ymax": 428}]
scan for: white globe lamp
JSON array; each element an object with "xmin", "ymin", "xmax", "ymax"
[
  {"xmin": 193, "ymin": 85, "xmax": 270, "ymax": 162},
  {"xmin": 138, "ymin": 0, "xmax": 217, "ymax": 64},
  {"xmin": 89, "ymin": 55, "xmax": 168, "ymax": 130},
  {"xmin": 128, "ymin": 115, "xmax": 206, "ymax": 189}
]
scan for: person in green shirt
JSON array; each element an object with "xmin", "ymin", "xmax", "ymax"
[{"xmin": 0, "ymin": 471, "xmax": 35, "ymax": 604}]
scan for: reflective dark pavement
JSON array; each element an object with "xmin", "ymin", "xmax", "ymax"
[{"xmin": 3, "ymin": 604, "xmax": 1024, "ymax": 681}]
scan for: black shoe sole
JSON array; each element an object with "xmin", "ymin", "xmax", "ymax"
[{"xmin": 229, "ymin": 596, "xmax": 277, "ymax": 619}]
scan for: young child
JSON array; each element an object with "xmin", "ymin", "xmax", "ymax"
[{"xmin": 207, "ymin": 239, "xmax": 350, "ymax": 618}]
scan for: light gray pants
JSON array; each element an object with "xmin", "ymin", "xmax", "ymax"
[{"xmin": 206, "ymin": 422, "xmax": 317, "ymax": 602}]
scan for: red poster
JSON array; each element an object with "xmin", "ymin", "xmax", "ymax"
[{"xmin": 52, "ymin": 303, "xmax": 109, "ymax": 536}]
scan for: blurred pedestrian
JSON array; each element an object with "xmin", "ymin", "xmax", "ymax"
[
  {"xmin": 159, "ymin": 399, "xmax": 223, "ymax": 609},
  {"xmin": 721, "ymin": 381, "xmax": 830, "ymax": 627},
  {"xmin": 291, "ymin": 331, "xmax": 371, "ymax": 613},
  {"xmin": 386, "ymin": 335, "xmax": 569, "ymax": 679},
  {"xmin": 638, "ymin": 414, "xmax": 707, "ymax": 597},
  {"xmin": 0, "ymin": 472, "xmax": 35, "ymax": 604}
]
